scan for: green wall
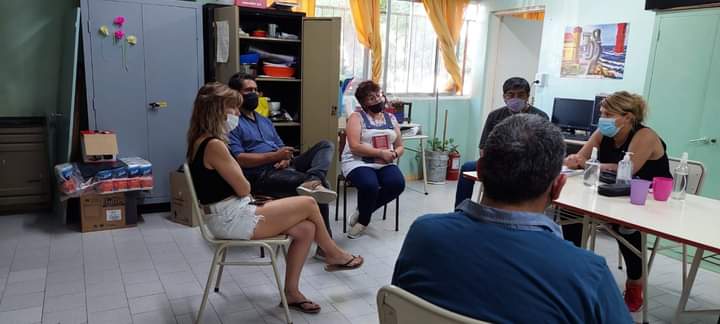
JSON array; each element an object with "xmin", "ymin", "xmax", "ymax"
[
  {"xmin": 468, "ymin": 0, "xmax": 657, "ymax": 154},
  {"xmin": 395, "ymin": 97, "xmax": 472, "ymax": 179},
  {"xmin": 0, "ymin": 0, "xmax": 76, "ymax": 117}
]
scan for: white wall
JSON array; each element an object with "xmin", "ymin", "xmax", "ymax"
[
  {"xmin": 467, "ymin": 0, "xmax": 656, "ymax": 157},
  {"xmin": 490, "ymin": 15, "xmax": 544, "ymax": 110}
]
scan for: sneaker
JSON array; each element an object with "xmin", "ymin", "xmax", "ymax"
[
  {"xmin": 297, "ymin": 180, "xmax": 337, "ymax": 204},
  {"xmin": 347, "ymin": 223, "xmax": 366, "ymax": 239},
  {"xmin": 624, "ymin": 282, "xmax": 644, "ymax": 313},
  {"xmin": 348, "ymin": 210, "xmax": 360, "ymax": 227}
]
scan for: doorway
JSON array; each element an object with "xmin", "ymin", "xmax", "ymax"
[{"xmin": 483, "ymin": 8, "xmax": 545, "ymax": 119}]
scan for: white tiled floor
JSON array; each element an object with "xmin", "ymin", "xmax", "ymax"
[{"xmin": 0, "ymin": 181, "xmax": 718, "ymax": 324}]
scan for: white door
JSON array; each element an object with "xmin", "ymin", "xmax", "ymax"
[{"xmin": 490, "ymin": 15, "xmax": 544, "ymax": 111}]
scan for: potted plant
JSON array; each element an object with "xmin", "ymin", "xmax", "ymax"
[{"xmin": 425, "ymin": 107, "xmax": 457, "ymax": 184}]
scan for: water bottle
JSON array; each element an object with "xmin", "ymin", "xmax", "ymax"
[
  {"xmin": 616, "ymin": 152, "xmax": 634, "ymax": 185},
  {"xmin": 672, "ymin": 152, "xmax": 689, "ymax": 200},
  {"xmin": 583, "ymin": 147, "xmax": 600, "ymax": 187}
]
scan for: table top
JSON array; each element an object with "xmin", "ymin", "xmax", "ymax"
[
  {"xmin": 402, "ymin": 134, "xmax": 428, "ymax": 140},
  {"xmin": 461, "ymin": 171, "xmax": 720, "ymax": 254},
  {"xmin": 556, "ymin": 177, "xmax": 720, "ymax": 254},
  {"xmin": 564, "ymin": 139, "xmax": 588, "ymax": 146}
]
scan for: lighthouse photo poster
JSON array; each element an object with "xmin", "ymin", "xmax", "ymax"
[{"xmin": 561, "ymin": 23, "xmax": 629, "ymax": 79}]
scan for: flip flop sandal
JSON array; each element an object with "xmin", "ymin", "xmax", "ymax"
[
  {"xmin": 281, "ymin": 300, "xmax": 321, "ymax": 314},
  {"xmin": 324, "ymin": 255, "xmax": 363, "ymax": 272}
]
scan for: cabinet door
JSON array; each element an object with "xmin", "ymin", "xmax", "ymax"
[
  {"xmin": 84, "ymin": 1, "xmax": 148, "ymax": 158},
  {"xmin": 214, "ymin": 6, "xmax": 239, "ymax": 84},
  {"xmin": 142, "ymin": 4, "xmax": 203, "ymax": 202},
  {"xmin": 0, "ymin": 143, "xmax": 49, "ymax": 197},
  {"xmin": 302, "ymin": 17, "xmax": 341, "ymax": 187}
]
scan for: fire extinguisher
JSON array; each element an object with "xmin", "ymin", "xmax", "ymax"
[{"xmin": 446, "ymin": 150, "xmax": 461, "ymax": 180}]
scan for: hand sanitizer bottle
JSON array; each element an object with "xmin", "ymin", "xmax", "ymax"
[
  {"xmin": 672, "ymin": 152, "xmax": 689, "ymax": 200},
  {"xmin": 616, "ymin": 152, "xmax": 633, "ymax": 185},
  {"xmin": 583, "ymin": 147, "xmax": 600, "ymax": 187}
]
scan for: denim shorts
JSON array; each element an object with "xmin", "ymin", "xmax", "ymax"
[{"xmin": 205, "ymin": 196, "xmax": 263, "ymax": 240}]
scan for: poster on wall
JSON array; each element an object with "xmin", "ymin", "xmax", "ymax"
[{"xmin": 561, "ymin": 23, "xmax": 629, "ymax": 79}]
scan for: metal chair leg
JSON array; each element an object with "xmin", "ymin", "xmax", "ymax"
[
  {"xmin": 214, "ymin": 248, "xmax": 228, "ymax": 292},
  {"xmin": 343, "ymin": 180, "xmax": 348, "ymax": 233},
  {"xmin": 648, "ymin": 237, "xmax": 661, "ymax": 273},
  {"xmin": 335, "ymin": 176, "xmax": 341, "ymax": 221},
  {"xmin": 268, "ymin": 245, "xmax": 292, "ymax": 324},
  {"xmin": 195, "ymin": 248, "xmax": 223, "ymax": 324},
  {"xmin": 395, "ymin": 198, "xmax": 399, "ymax": 232},
  {"xmin": 618, "ymin": 249, "xmax": 624, "ymax": 270},
  {"xmin": 383, "ymin": 204, "xmax": 387, "ymax": 220}
]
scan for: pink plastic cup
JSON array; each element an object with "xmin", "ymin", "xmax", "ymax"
[
  {"xmin": 653, "ymin": 177, "xmax": 673, "ymax": 201},
  {"xmin": 630, "ymin": 179, "xmax": 651, "ymax": 205}
]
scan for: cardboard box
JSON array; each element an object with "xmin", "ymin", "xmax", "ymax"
[
  {"xmin": 80, "ymin": 193, "xmax": 126, "ymax": 232},
  {"xmin": 81, "ymin": 131, "xmax": 119, "ymax": 163},
  {"xmin": 169, "ymin": 171, "xmax": 199, "ymax": 227}
]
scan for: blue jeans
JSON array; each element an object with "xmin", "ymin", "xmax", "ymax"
[
  {"xmin": 346, "ymin": 165, "xmax": 405, "ymax": 226},
  {"xmin": 454, "ymin": 161, "xmax": 477, "ymax": 207}
]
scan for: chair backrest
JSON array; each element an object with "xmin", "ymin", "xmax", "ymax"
[
  {"xmin": 376, "ymin": 285, "xmax": 489, "ymax": 324},
  {"xmin": 668, "ymin": 157, "xmax": 705, "ymax": 195},
  {"xmin": 338, "ymin": 129, "xmax": 347, "ymax": 162},
  {"xmin": 182, "ymin": 163, "xmax": 219, "ymax": 243}
]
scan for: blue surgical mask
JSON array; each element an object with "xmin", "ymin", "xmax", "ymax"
[{"xmin": 598, "ymin": 117, "xmax": 621, "ymax": 137}]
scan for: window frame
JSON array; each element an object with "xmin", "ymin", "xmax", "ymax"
[{"xmin": 315, "ymin": 0, "xmax": 478, "ymax": 98}]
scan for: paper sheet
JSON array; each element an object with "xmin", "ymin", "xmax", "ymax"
[{"xmin": 216, "ymin": 21, "xmax": 229, "ymax": 63}]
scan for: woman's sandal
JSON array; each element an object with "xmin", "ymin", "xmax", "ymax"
[
  {"xmin": 324, "ymin": 255, "xmax": 363, "ymax": 272},
  {"xmin": 281, "ymin": 300, "xmax": 321, "ymax": 314}
]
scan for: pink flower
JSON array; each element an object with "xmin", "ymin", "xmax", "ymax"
[
  {"xmin": 114, "ymin": 29, "xmax": 125, "ymax": 40},
  {"xmin": 113, "ymin": 16, "xmax": 125, "ymax": 26}
]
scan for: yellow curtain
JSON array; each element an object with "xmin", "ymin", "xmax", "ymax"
[
  {"xmin": 511, "ymin": 11, "xmax": 544, "ymax": 21},
  {"xmin": 263, "ymin": 0, "xmax": 315, "ymax": 16},
  {"xmin": 349, "ymin": 0, "xmax": 383, "ymax": 83},
  {"xmin": 421, "ymin": 0, "xmax": 469, "ymax": 93}
]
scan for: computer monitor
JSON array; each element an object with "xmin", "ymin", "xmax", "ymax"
[
  {"xmin": 551, "ymin": 98, "xmax": 595, "ymax": 132},
  {"xmin": 592, "ymin": 95, "xmax": 607, "ymax": 126}
]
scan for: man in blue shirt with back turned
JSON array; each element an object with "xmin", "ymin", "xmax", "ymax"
[{"xmin": 392, "ymin": 114, "xmax": 631, "ymax": 323}]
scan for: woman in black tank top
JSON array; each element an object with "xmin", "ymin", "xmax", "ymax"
[
  {"xmin": 187, "ymin": 83, "xmax": 363, "ymax": 314},
  {"xmin": 563, "ymin": 91, "xmax": 671, "ymax": 313}
]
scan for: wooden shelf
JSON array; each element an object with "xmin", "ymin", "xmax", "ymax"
[
  {"xmin": 239, "ymin": 35, "xmax": 301, "ymax": 43},
  {"xmin": 273, "ymin": 122, "xmax": 301, "ymax": 127},
  {"xmin": 256, "ymin": 77, "xmax": 301, "ymax": 82}
]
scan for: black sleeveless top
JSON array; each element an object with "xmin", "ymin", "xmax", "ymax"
[
  {"xmin": 189, "ymin": 137, "xmax": 236, "ymax": 204},
  {"xmin": 597, "ymin": 125, "xmax": 672, "ymax": 181}
]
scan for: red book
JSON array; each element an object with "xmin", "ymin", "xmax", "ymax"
[{"xmin": 366, "ymin": 135, "xmax": 390, "ymax": 164}]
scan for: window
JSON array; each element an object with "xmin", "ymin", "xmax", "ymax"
[{"xmin": 315, "ymin": 0, "xmax": 480, "ymax": 96}]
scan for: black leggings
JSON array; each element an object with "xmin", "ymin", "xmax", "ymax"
[{"xmin": 563, "ymin": 223, "xmax": 642, "ymax": 280}]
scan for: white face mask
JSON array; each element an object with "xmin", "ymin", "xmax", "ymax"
[{"xmin": 226, "ymin": 114, "xmax": 239, "ymax": 132}]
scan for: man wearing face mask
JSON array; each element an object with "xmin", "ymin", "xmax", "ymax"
[
  {"xmin": 392, "ymin": 114, "xmax": 631, "ymax": 324},
  {"xmin": 454, "ymin": 77, "xmax": 548, "ymax": 207},
  {"xmin": 227, "ymin": 73, "xmax": 337, "ymax": 243}
]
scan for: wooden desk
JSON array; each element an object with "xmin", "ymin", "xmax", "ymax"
[{"xmin": 462, "ymin": 171, "xmax": 720, "ymax": 323}]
